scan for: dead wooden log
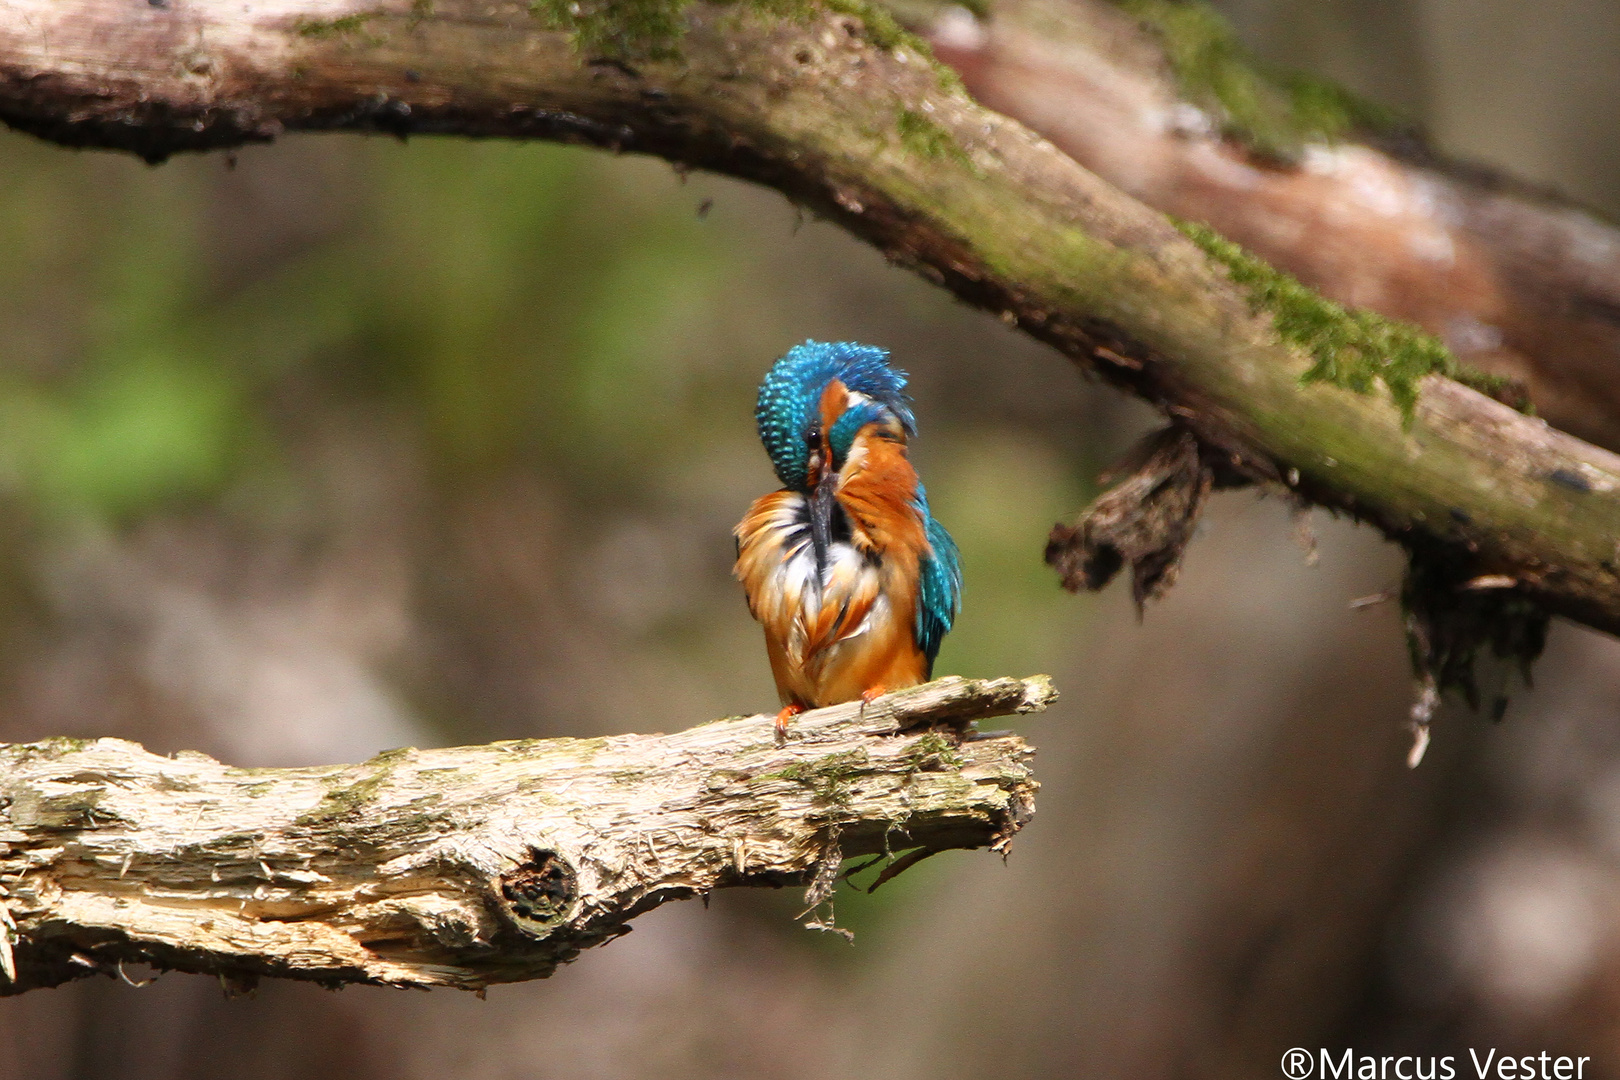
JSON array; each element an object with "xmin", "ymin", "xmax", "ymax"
[{"xmin": 0, "ymin": 675, "xmax": 1051, "ymax": 996}]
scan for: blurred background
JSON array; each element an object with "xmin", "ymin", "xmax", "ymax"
[{"xmin": 1, "ymin": 0, "xmax": 1620, "ymax": 1076}]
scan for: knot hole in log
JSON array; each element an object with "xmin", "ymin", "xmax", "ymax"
[{"xmin": 497, "ymin": 848, "xmax": 577, "ymax": 935}]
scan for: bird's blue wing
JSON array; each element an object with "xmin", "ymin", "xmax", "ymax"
[{"xmin": 914, "ymin": 493, "xmax": 962, "ymax": 675}]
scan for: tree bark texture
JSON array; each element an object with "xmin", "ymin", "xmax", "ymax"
[
  {"xmin": 5, "ymin": 0, "xmax": 1616, "ymax": 639},
  {"xmin": 0, "ymin": 675, "xmax": 1050, "ymax": 996},
  {"xmin": 927, "ymin": 0, "xmax": 1620, "ymax": 456}
]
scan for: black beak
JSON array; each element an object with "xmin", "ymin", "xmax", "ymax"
[{"xmin": 809, "ymin": 467, "xmax": 837, "ymax": 573}]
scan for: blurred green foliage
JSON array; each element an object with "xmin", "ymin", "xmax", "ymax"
[
  {"xmin": 0, "ymin": 149, "xmax": 247, "ymax": 520},
  {"xmin": 0, "ymin": 135, "xmax": 750, "ymax": 521}
]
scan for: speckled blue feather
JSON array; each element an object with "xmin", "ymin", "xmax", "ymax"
[{"xmin": 755, "ymin": 341, "xmax": 916, "ymax": 490}]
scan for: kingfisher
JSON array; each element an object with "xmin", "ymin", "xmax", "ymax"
[{"xmin": 734, "ymin": 341, "xmax": 962, "ymax": 737}]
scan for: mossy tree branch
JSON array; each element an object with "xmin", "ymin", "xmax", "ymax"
[
  {"xmin": 2, "ymin": 0, "xmax": 1620, "ymax": 642},
  {"xmin": 0, "ymin": 676, "xmax": 1049, "ymax": 996},
  {"xmin": 921, "ymin": 0, "xmax": 1620, "ymax": 454}
]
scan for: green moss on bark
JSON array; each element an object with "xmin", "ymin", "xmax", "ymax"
[
  {"xmin": 903, "ymin": 733, "xmax": 964, "ymax": 771},
  {"xmin": 1111, "ymin": 0, "xmax": 1406, "ymax": 161},
  {"xmin": 897, "ymin": 109, "xmax": 974, "ymax": 168},
  {"xmin": 294, "ymin": 13, "xmax": 383, "ymax": 39},
  {"xmin": 822, "ymin": 0, "xmax": 908, "ymax": 49},
  {"xmin": 528, "ymin": 0, "xmax": 691, "ymax": 59},
  {"xmin": 527, "ymin": 0, "xmax": 956, "ymax": 87},
  {"xmin": 1177, "ymin": 220, "xmax": 1525, "ymax": 421},
  {"xmin": 772, "ymin": 748, "xmax": 870, "ymax": 806},
  {"xmin": 294, "ymin": 748, "xmax": 414, "ymax": 825}
]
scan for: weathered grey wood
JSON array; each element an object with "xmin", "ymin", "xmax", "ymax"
[
  {"xmin": 0, "ymin": 675, "xmax": 1051, "ymax": 996},
  {"xmin": 1, "ymin": 0, "xmax": 1617, "ymax": 637}
]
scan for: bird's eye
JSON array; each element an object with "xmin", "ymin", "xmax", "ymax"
[{"xmin": 805, "ymin": 424, "xmax": 821, "ymax": 447}]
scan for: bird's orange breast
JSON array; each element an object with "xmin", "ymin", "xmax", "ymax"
[{"xmin": 732, "ymin": 424, "xmax": 932, "ymax": 710}]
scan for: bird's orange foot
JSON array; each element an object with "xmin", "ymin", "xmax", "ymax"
[
  {"xmin": 858, "ymin": 686, "xmax": 887, "ymax": 716},
  {"xmin": 774, "ymin": 704, "xmax": 805, "ymax": 744}
]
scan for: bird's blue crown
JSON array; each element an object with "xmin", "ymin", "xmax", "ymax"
[{"xmin": 755, "ymin": 340, "xmax": 916, "ymax": 490}]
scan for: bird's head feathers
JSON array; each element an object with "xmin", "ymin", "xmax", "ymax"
[{"xmin": 754, "ymin": 340, "xmax": 915, "ymax": 490}]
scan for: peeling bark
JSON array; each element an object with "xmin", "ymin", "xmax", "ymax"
[
  {"xmin": 0, "ymin": 675, "xmax": 1051, "ymax": 996},
  {"xmin": 1046, "ymin": 426, "xmax": 1218, "ymax": 609}
]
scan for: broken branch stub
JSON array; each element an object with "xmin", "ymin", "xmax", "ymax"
[
  {"xmin": 1045, "ymin": 426, "xmax": 1246, "ymax": 611},
  {"xmin": 1049, "ymin": 425, "xmax": 1550, "ymax": 761},
  {"xmin": 0, "ymin": 675, "xmax": 1052, "ymax": 996}
]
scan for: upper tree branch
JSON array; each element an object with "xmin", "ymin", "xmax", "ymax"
[
  {"xmin": 0, "ymin": 675, "xmax": 1050, "ymax": 996},
  {"xmin": 2, "ymin": 0, "xmax": 1620, "ymax": 636},
  {"xmin": 925, "ymin": 0, "xmax": 1620, "ymax": 454}
]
